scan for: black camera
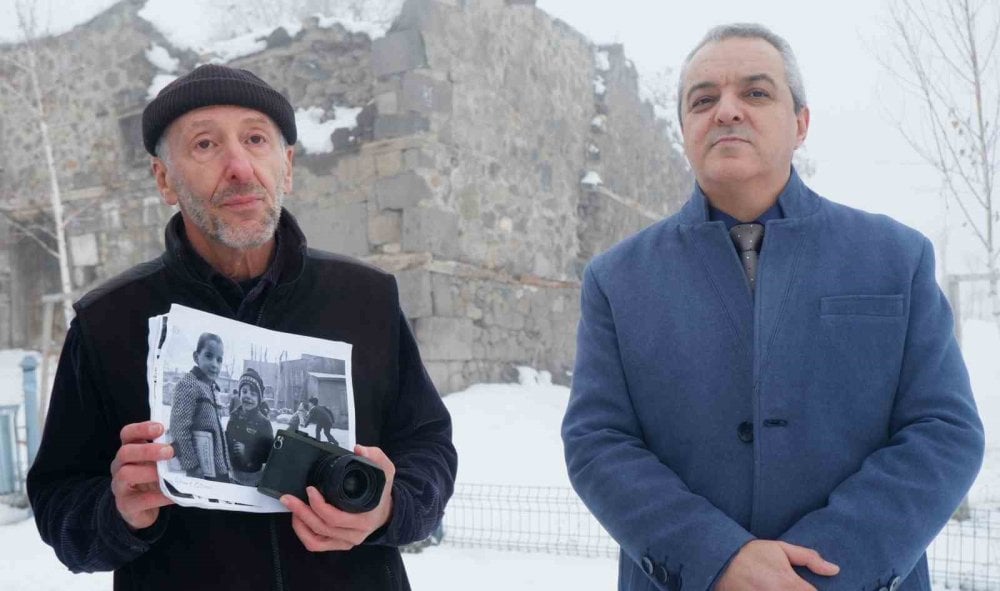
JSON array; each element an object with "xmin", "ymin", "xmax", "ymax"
[{"xmin": 257, "ymin": 429, "xmax": 386, "ymax": 513}]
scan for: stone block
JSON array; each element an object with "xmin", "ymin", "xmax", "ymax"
[
  {"xmin": 372, "ymin": 29, "xmax": 426, "ymax": 77},
  {"xmin": 400, "ymin": 72, "xmax": 453, "ymax": 114},
  {"xmin": 376, "ymin": 171, "xmax": 431, "ymax": 210},
  {"xmin": 368, "ymin": 210, "xmax": 402, "ymax": 246},
  {"xmin": 403, "ymin": 147, "xmax": 436, "ymax": 170},
  {"xmin": 375, "ymin": 91, "xmax": 398, "ymax": 115},
  {"xmin": 294, "ymin": 201, "xmax": 369, "ymax": 257},
  {"xmin": 431, "ymin": 273, "xmax": 457, "ymax": 316},
  {"xmin": 395, "ymin": 268, "xmax": 433, "ymax": 318},
  {"xmin": 375, "ymin": 150, "xmax": 404, "ymax": 177},
  {"xmin": 374, "ymin": 112, "xmax": 430, "ymax": 140},
  {"xmin": 414, "ymin": 317, "xmax": 475, "ymax": 361},
  {"xmin": 402, "ymin": 207, "xmax": 460, "ymax": 258}
]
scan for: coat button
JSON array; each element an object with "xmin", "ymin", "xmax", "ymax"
[
  {"xmin": 654, "ymin": 563, "xmax": 668, "ymax": 584},
  {"xmin": 738, "ymin": 421, "xmax": 754, "ymax": 443},
  {"xmin": 888, "ymin": 576, "xmax": 902, "ymax": 591},
  {"xmin": 641, "ymin": 556, "xmax": 654, "ymax": 576}
]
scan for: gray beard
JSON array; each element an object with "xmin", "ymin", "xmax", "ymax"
[{"xmin": 173, "ymin": 176, "xmax": 285, "ymax": 250}]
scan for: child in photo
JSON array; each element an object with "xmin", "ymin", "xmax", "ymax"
[
  {"xmin": 305, "ymin": 396, "xmax": 338, "ymax": 445},
  {"xmin": 287, "ymin": 402, "xmax": 308, "ymax": 433},
  {"xmin": 226, "ymin": 368, "xmax": 274, "ymax": 487},
  {"xmin": 169, "ymin": 332, "xmax": 232, "ymax": 482}
]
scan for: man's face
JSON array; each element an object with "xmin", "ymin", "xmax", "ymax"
[
  {"xmin": 154, "ymin": 105, "xmax": 294, "ymax": 250},
  {"xmin": 194, "ymin": 340, "xmax": 223, "ymax": 380},
  {"xmin": 680, "ymin": 37, "xmax": 809, "ymax": 190}
]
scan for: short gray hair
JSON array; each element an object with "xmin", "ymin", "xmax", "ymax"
[{"xmin": 676, "ymin": 23, "xmax": 807, "ymax": 125}]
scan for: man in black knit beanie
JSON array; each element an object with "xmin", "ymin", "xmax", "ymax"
[{"xmin": 27, "ymin": 64, "xmax": 457, "ymax": 591}]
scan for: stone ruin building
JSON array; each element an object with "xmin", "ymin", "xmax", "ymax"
[{"xmin": 0, "ymin": 0, "xmax": 691, "ymax": 393}]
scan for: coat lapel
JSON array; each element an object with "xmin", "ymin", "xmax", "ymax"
[
  {"xmin": 753, "ymin": 219, "xmax": 807, "ymax": 382},
  {"xmin": 677, "ymin": 184, "xmax": 755, "ymax": 357}
]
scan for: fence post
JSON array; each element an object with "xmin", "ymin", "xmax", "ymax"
[
  {"xmin": 21, "ymin": 355, "xmax": 40, "ymax": 469},
  {"xmin": 0, "ymin": 405, "xmax": 19, "ymax": 494}
]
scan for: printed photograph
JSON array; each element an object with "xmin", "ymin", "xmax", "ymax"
[{"xmin": 148, "ymin": 304, "xmax": 355, "ymax": 511}]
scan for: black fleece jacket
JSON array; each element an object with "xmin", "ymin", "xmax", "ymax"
[{"xmin": 27, "ymin": 210, "xmax": 457, "ymax": 591}]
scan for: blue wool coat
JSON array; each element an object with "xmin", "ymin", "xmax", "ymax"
[{"xmin": 562, "ymin": 170, "xmax": 985, "ymax": 591}]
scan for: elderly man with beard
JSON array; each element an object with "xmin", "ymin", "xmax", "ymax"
[{"xmin": 27, "ymin": 65, "xmax": 457, "ymax": 591}]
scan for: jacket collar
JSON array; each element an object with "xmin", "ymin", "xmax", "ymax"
[
  {"xmin": 677, "ymin": 166, "xmax": 819, "ymax": 226},
  {"xmin": 162, "ymin": 207, "xmax": 308, "ymax": 288}
]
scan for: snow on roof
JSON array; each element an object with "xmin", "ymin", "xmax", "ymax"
[
  {"xmin": 314, "ymin": 0, "xmax": 406, "ymax": 39},
  {"xmin": 138, "ymin": 0, "xmax": 302, "ymax": 62},
  {"xmin": 581, "ymin": 171, "xmax": 603, "ymax": 188},
  {"xmin": 295, "ymin": 106, "xmax": 362, "ymax": 155},
  {"xmin": 146, "ymin": 73, "xmax": 177, "ymax": 100},
  {"xmin": 138, "ymin": 0, "xmax": 404, "ymax": 63},
  {"xmin": 307, "ymin": 372, "xmax": 346, "ymax": 379},
  {"xmin": 593, "ymin": 76, "xmax": 606, "ymax": 97},
  {"xmin": 145, "ymin": 44, "xmax": 179, "ymax": 73},
  {"xmin": 594, "ymin": 48, "xmax": 611, "ymax": 72}
]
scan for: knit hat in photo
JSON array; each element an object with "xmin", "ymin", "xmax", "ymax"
[
  {"xmin": 238, "ymin": 368, "xmax": 265, "ymax": 400},
  {"xmin": 142, "ymin": 64, "xmax": 297, "ymax": 155}
]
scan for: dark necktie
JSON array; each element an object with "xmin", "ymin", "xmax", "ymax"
[{"xmin": 729, "ymin": 223, "xmax": 764, "ymax": 292}]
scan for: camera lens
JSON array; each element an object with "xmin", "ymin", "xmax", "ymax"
[
  {"xmin": 341, "ymin": 468, "xmax": 369, "ymax": 500},
  {"xmin": 307, "ymin": 454, "xmax": 385, "ymax": 513}
]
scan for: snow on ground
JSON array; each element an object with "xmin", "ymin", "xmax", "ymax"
[
  {"xmin": 962, "ymin": 319, "xmax": 1000, "ymax": 507},
  {"xmin": 444, "ymin": 367, "xmax": 572, "ymax": 487},
  {"xmin": 403, "ymin": 544, "xmax": 617, "ymax": 591}
]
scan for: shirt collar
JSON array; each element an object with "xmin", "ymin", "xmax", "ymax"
[
  {"xmin": 709, "ymin": 201, "xmax": 784, "ymax": 230},
  {"xmin": 678, "ymin": 166, "xmax": 818, "ymax": 226}
]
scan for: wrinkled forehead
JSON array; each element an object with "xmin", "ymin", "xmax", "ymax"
[
  {"xmin": 682, "ymin": 37, "xmax": 788, "ymax": 92},
  {"xmin": 167, "ymin": 104, "xmax": 279, "ymax": 140}
]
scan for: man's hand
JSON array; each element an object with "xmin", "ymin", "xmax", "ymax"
[
  {"xmin": 715, "ymin": 540, "xmax": 840, "ymax": 591},
  {"xmin": 110, "ymin": 421, "xmax": 175, "ymax": 531},
  {"xmin": 281, "ymin": 445, "xmax": 396, "ymax": 552}
]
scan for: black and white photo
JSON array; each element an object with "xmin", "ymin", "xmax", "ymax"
[{"xmin": 148, "ymin": 304, "xmax": 355, "ymax": 512}]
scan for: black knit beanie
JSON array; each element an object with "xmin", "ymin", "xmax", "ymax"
[{"xmin": 142, "ymin": 64, "xmax": 297, "ymax": 156}]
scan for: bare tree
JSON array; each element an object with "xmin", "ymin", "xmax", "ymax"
[
  {"xmin": 882, "ymin": 0, "xmax": 1000, "ymax": 322},
  {"xmin": 0, "ymin": 0, "xmax": 77, "ymax": 328}
]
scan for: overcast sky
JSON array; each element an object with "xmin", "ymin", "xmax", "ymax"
[{"xmin": 0, "ymin": 0, "xmax": 991, "ymax": 272}]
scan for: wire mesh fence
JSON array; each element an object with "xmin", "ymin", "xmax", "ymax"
[
  {"xmin": 439, "ymin": 483, "xmax": 1000, "ymax": 588},
  {"xmin": 928, "ymin": 507, "xmax": 1000, "ymax": 590},
  {"xmin": 441, "ymin": 483, "xmax": 617, "ymax": 558}
]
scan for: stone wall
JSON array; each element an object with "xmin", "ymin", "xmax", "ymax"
[{"xmin": 0, "ymin": 0, "xmax": 691, "ymax": 393}]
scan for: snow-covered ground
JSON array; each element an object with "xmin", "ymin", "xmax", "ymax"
[{"xmin": 0, "ymin": 318, "xmax": 996, "ymax": 590}]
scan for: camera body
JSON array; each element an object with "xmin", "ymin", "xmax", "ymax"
[{"xmin": 258, "ymin": 429, "xmax": 385, "ymax": 513}]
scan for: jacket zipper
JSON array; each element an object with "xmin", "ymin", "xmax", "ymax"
[{"xmin": 269, "ymin": 517, "xmax": 284, "ymax": 591}]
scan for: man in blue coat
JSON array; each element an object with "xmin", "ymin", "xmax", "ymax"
[{"xmin": 562, "ymin": 23, "xmax": 985, "ymax": 591}]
